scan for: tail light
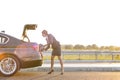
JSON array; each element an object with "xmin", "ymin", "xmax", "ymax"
[{"xmin": 32, "ymin": 43, "xmax": 39, "ymax": 51}]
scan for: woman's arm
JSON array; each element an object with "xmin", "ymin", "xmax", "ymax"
[
  {"xmin": 44, "ymin": 44, "xmax": 50, "ymax": 51},
  {"xmin": 39, "ymin": 51, "xmax": 43, "ymax": 60}
]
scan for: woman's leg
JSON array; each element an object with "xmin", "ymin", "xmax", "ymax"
[
  {"xmin": 58, "ymin": 56, "xmax": 64, "ymax": 74},
  {"xmin": 50, "ymin": 56, "xmax": 55, "ymax": 70},
  {"xmin": 48, "ymin": 55, "xmax": 55, "ymax": 74}
]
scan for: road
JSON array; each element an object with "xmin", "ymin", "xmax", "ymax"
[
  {"xmin": 1, "ymin": 63, "xmax": 120, "ymax": 80},
  {"xmin": 1, "ymin": 72, "xmax": 120, "ymax": 80}
]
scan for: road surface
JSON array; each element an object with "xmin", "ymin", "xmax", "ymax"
[
  {"xmin": 1, "ymin": 72, "xmax": 120, "ymax": 80},
  {"xmin": 1, "ymin": 63, "xmax": 120, "ymax": 80}
]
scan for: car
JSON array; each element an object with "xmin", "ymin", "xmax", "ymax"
[{"xmin": 0, "ymin": 24, "xmax": 43, "ymax": 76}]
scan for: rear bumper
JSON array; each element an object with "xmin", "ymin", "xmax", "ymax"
[{"xmin": 21, "ymin": 60, "xmax": 43, "ymax": 68}]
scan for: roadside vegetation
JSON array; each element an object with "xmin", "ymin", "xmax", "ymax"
[
  {"xmin": 43, "ymin": 44, "xmax": 120, "ymax": 60},
  {"xmin": 61, "ymin": 44, "xmax": 120, "ymax": 51}
]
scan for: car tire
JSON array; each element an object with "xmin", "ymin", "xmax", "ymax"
[{"xmin": 0, "ymin": 55, "xmax": 20, "ymax": 76}]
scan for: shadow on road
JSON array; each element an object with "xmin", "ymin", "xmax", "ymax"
[
  {"xmin": 0, "ymin": 72, "xmax": 64, "ymax": 80},
  {"xmin": 1, "ymin": 71, "xmax": 120, "ymax": 80}
]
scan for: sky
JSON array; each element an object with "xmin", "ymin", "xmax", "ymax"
[{"xmin": 0, "ymin": 0, "xmax": 120, "ymax": 46}]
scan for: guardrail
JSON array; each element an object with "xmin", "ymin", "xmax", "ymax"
[{"xmin": 44, "ymin": 51, "xmax": 120, "ymax": 63}]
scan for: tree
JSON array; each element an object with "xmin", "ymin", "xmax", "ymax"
[
  {"xmin": 64, "ymin": 44, "xmax": 73, "ymax": 50},
  {"xmin": 91, "ymin": 44, "xmax": 99, "ymax": 50},
  {"xmin": 109, "ymin": 46, "xmax": 116, "ymax": 51},
  {"xmin": 100, "ymin": 46, "xmax": 106, "ymax": 50},
  {"xmin": 73, "ymin": 44, "xmax": 85, "ymax": 50},
  {"xmin": 86, "ymin": 45, "xmax": 92, "ymax": 50}
]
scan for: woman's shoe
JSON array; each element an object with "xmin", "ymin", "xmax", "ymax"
[
  {"xmin": 48, "ymin": 70, "xmax": 54, "ymax": 74},
  {"xmin": 61, "ymin": 72, "xmax": 64, "ymax": 75}
]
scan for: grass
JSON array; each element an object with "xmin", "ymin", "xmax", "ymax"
[
  {"xmin": 43, "ymin": 54, "xmax": 120, "ymax": 60},
  {"xmin": 97, "ymin": 55, "xmax": 112, "ymax": 60}
]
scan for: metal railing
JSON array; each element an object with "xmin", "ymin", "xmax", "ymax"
[{"xmin": 44, "ymin": 51, "xmax": 120, "ymax": 63}]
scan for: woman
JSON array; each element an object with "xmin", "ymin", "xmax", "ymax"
[{"xmin": 42, "ymin": 30, "xmax": 64, "ymax": 75}]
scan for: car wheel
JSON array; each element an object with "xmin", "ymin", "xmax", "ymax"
[{"xmin": 0, "ymin": 55, "xmax": 20, "ymax": 76}]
